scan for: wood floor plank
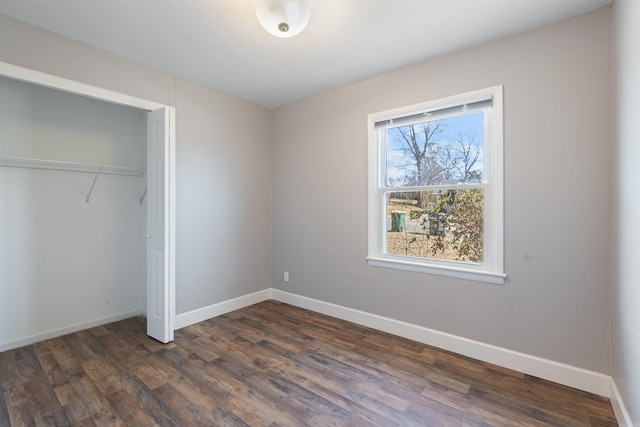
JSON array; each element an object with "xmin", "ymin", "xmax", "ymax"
[
  {"xmin": 4, "ymin": 384, "xmax": 37, "ymax": 427},
  {"xmin": 153, "ymin": 383, "xmax": 227, "ymax": 427},
  {"xmin": 420, "ymin": 377, "xmax": 473, "ymax": 412},
  {"xmin": 89, "ymin": 325, "xmax": 110, "ymax": 337},
  {"xmin": 52, "ymin": 383, "xmax": 77, "ymax": 407},
  {"xmin": 344, "ymin": 336, "xmax": 468, "ymax": 394},
  {"xmin": 122, "ymin": 357, "xmax": 167, "ymax": 391},
  {"xmin": 69, "ymin": 418, "xmax": 98, "ymax": 427},
  {"xmin": 0, "ymin": 300, "xmax": 618, "ymax": 426},
  {"xmin": 104, "ymin": 388, "xmax": 158, "ymax": 426},
  {"xmin": 175, "ymin": 335, "xmax": 221, "ymax": 363},
  {"xmin": 81, "ymin": 358, "xmax": 124, "ymax": 397},
  {"xmin": 0, "ymin": 388, "xmax": 10, "ymax": 426},
  {"xmin": 36, "ymin": 406, "xmax": 71, "ymax": 427},
  {"xmin": 120, "ymin": 374, "xmax": 186, "ymax": 426},
  {"xmin": 217, "ymin": 374, "xmax": 308, "ymax": 426},
  {"xmin": 238, "ymin": 371, "xmax": 328, "ymax": 425},
  {"xmin": 32, "ymin": 343, "xmax": 69, "ymax": 389},
  {"xmin": 466, "ymin": 385, "xmax": 589, "ymax": 427},
  {"xmin": 21, "ymin": 377, "xmax": 62, "ymax": 417},
  {"xmin": 468, "ymin": 369, "xmax": 603, "ymax": 425},
  {"xmin": 61, "ymin": 398, "xmax": 93, "ymax": 425},
  {"xmin": 404, "ymin": 398, "xmax": 468, "ymax": 426},
  {"xmin": 68, "ymin": 375, "xmax": 125, "ymax": 427},
  {"xmin": 47, "ymin": 338, "xmax": 85, "ymax": 382},
  {"xmin": 13, "ymin": 347, "xmax": 45, "ymax": 382},
  {"xmin": 0, "ymin": 350, "xmax": 20, "ymax": 389}
]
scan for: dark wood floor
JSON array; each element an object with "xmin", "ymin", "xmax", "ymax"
[{"xmin": 0, "ymin": 300, "xmax": 617, "ymax": 426}]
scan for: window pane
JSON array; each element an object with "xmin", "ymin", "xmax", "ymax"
[
  {"xmin": 385, "ymin": 189, "xmax": 484, "ymax": 263},
  {"xmin": 385, "ymin": 113, "xmax": 483, "ymax": 187}
]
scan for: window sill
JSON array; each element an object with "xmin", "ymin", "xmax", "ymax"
[{"xmin": 366, "ymin": 256, "xmax": 506, "ymax": 285}]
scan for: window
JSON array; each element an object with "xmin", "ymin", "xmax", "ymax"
[{"xmin": 367, "ymin": 86, "xmax": 505, "ymax": 284}]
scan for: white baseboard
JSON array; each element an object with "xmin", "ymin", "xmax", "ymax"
[
  {"xmin": 610, "ymin": 378, "xmax": 634, "ymax": 426},
  {"xmin": 270, "ymin": 289, "xmax": 612, "ymax": 398},
  {"xmin": 0, "ymin": 309, "xmax": 143, "ymax": 352},
  {"xmin": 175, "ymin": 289, "xmax": 272, "ymax": 329}
]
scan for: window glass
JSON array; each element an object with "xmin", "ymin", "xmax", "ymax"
[
  {"xmin": 386, "ymin": 113, "xmax": 484, "ymax": 187},
  {"xmin": 385, "ymin": 189, "xmax": 484, "ymax": 263}
]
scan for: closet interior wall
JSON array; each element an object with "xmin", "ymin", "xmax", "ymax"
[{"xmin": 0, "ymin": 76, "xmax": 147, "ymax": 350}]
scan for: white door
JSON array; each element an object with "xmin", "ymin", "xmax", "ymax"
[{"xmin": 146, "ymin": 107, "xmax": 175, "ymax": 343}]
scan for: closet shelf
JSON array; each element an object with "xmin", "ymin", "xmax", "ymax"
[{"xmin": 0, "ymin": 156, "xmax": 145, "ymax": 177}]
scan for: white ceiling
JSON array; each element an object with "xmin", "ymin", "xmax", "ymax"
[{"xmin": 0, "ymin": 0, "xmax": 611, "ymax": 108}]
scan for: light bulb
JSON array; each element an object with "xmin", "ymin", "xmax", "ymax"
[{"xmin": 255, "ymin": 0, "xmax": 311, "ymax": 38}]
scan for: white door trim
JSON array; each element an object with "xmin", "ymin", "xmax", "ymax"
[
  {"xmin": 0, "ymin": 62, "xmax": 165, "ymax": 110},
  {"xmin": 0, "ymin": 61, "xmax": 177, "ymax": 342}
]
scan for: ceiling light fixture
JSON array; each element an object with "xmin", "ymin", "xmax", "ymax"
[{"xmin": 255, "ymin": 0, "xmax": 311, "ymax": 38}]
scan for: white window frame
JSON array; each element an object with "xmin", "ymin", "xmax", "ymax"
[{"xmin": 367, "ymin": 86, "xmax": 505, "ymax": 285}]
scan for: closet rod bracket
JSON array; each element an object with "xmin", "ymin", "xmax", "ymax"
[
  {"xmin": 139, "ymin": 186, "xmax": 147, "ymax": 204},
  {"xmin": 86, "ymin": 167, "xmax": 102, "ymax": 203}
]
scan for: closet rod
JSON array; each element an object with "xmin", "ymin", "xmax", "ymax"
[{"xmin": 0, "ymin": 156, "xmax": 144, "ymax": 177}]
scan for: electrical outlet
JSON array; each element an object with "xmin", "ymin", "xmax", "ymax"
[{"xmin": 284, "ymin": 271, "xmax": 289, "ymax": 282}]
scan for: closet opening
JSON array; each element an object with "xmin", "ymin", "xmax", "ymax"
[{"xmin": 0, "ymin": 62, "xmax": 175, "ymax": 349}]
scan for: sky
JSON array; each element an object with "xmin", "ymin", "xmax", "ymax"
[{"xmin": 385, "ymin": 112, "xmax": 484, "ymax": 186}]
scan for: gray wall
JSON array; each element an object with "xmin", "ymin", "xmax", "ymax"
[
  {"xmin": 172, "ymin": 77, "xmax": 272, "ymax": 310},
  {"xmin": 612, "ymin": 0, "xmax": 640, "ymax": 422},
  {"xmin": 0, "ymin": 76, "xmax": 146, "ymax": 346},
  {"xmin": 0, "ymin": 16, "xmax": 272, "ymax": 327},
  {"xmin": 271, "ymin": 9, "xmax": 611, "ymax": 373}
]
